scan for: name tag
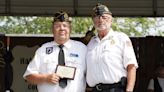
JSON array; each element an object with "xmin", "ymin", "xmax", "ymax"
[{"xmin": 70, "ymin": 53, "xmax": 78, "ymax": 57}]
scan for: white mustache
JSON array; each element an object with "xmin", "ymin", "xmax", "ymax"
[
  {"xmin": 95, "ymin": 23, "xmax": 111, "ymax": 31},
  {"xmin": 59, "ymin": 30, "xmax": 65, "ymax": 31}
]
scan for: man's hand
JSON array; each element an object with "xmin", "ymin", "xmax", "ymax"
[{"xmin": 46, "ymin": 73, "xmax": 60, "ymax": 84}]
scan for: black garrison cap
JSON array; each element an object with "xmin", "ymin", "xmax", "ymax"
[
  {"xmin": 53, "ymin": 11, "xmax": 71, "ymax": 22},
  {"xmin": 92, "ymin": 3, "xmax": 112, "ymax": 16}
]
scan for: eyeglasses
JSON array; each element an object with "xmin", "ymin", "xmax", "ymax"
[
  {"xmin": 94, "ymin": 15, "xmax": 111, "ymax": 20},
  {"xmin": 53, "ymin": 22, "xmax": 70, "ymax": 28}
]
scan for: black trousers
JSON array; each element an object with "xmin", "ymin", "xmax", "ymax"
[{"xmin": 92, "ymin": 87, "xmax": 124, "ymax": 92}]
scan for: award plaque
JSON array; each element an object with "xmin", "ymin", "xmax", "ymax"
[{"xmin": 55, "ymin": 65, "xmax": 76, "ymax": 80}]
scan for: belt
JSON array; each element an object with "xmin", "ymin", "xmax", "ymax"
[{"xmin": 95, "ymin": 82, "xmax": 122, "ymax": 91}]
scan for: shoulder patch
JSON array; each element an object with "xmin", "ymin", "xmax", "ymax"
[{"xmin": 126, "ymin": 41, "xmax": 132, "ymax": 47}]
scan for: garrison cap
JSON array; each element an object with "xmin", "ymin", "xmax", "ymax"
[
  {"xmin": 53, "ymin": 11, "xmax": 71, "ymax": 22},
  {"xmin": 92, "ymin": 3, "xmax": 112, "ymax": 16}
]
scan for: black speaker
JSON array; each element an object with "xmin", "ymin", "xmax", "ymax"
[{"xmin": 0, "ymin": 34, "xmax": 6, "ymax": 92}]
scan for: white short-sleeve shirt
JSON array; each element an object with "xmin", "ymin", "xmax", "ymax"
[
  {"xmin": 86, "ymin": 29, "xmax": 138, "ymax": 87},
  {"xmin": 23, "ymin": 39, "xmax": 87, "ymax": 92}
]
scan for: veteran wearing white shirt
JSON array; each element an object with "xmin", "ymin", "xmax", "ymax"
[
  {"xmin": 86, "ymin": 3, "xmax": 138, "ymax": 92},
  {"xmin": 23, "ymin": 11, "xmax": 87, "ymax": 92}
]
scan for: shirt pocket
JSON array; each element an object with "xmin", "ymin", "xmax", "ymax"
[
  {"xmin": 41, "ymin": 58, "xmax": 58, "ymax": 73},
  {"xmin": 65, "ymin": 57, "xmax": 82, "ymax": 68},
  {"xmin": 103, "ymin": 46, "xmax": 111, "ymax": 53}
]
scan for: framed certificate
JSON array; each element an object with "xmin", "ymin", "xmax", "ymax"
[{"xmin": 55, "ymin": 65, "xmax": 76, "ymax": 80}]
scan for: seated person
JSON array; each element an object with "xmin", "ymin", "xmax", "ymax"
[{"xmin": 147, "ymin": 63, "xmax": 164, "ymax": 92}]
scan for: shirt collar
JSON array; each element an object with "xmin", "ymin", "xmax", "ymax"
[
  {"xmin": 52, "ymin": 39, "xmax": 71, "ymax": 49},
  {"xmin": 94, "ymin": 29, "xmax": 114, "ymax": 42}
]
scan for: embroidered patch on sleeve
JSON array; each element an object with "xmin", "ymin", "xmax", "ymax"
[{"xmin": 126, "ymin": 41, "xmax": 132, "ymax": 47}]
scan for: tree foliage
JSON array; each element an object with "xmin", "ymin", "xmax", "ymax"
[
  {"xmin": 0, "ymin": 16, "xmax": 163, "ymax": 36},
  {"xmin": 0, "ymin": 16, "xmax": 52, "ymax": 34},
  {"xmin": 112, "ymin": 18, "xmax": 157, "ymax": 36}
]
